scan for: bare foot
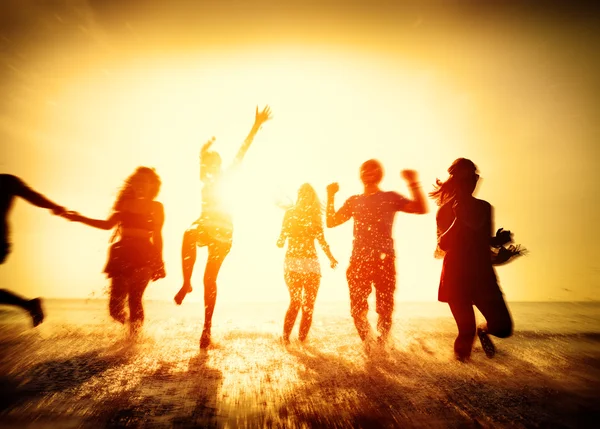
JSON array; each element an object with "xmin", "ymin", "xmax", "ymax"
[
  {"xmin": 174, "ymin": 283, "xmax": 193, "ymax": 305},
  {"xmin": 200, "ymin": 327, "xmax": 211, "ymax": 349},
  {"xmin": 28, "ymin": 298, "xmax": 44, "ymax": 327}
]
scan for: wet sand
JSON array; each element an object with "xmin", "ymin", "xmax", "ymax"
[{"xmin": 1, "ymin": 300, "xmax": 599, "ymax": 428}]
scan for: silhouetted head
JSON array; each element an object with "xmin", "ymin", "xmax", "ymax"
[
  {"xmin": 449, "ymin": 158, "xmax": 479, "ymax": 198},
  {"xmin": 430, "ymin": 158, "xmax": 479, "ymax": 206},
  {"xmin": 294, "ymin": 183, "xmax": 323, "ymax": 228},
  {"xmin": 200, "ymin": 151, "xmax": 222, "ymax": 182},
  {"xmin": 360, "ymin": 159, "xmax": 384, "ymax": 186},
  {"xmin": 114, "ymin": 167, "xmax": 161, "ymax": 211}
]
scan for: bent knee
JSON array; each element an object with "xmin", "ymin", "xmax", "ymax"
[{"xmin": 491, "ymin": 322, "xmax": 513, "ymax": 339}]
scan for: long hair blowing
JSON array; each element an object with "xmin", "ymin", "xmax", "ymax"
[
  {"xmin": 110, "ymin": 167, "xmax": 161, "ymax": 242},
  {"xmin": 292, "ymin": 183, "xmax": 323, "ymax": 230},
  {"xmin": 429, "ymin": 158, "xmax": 477, "ymax": 206}
]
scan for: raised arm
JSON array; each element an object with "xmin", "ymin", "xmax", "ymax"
[
  {"xmin": 326, "ymin": 183, "xmax": 352, "ymax": 228},
  {"xmin": 399, "ymin": 170, "xmax": 428, "ymax": 214},
  {"xmin": 232, "ymin": 105, "xmax": 272, "ymax": 167},
  {"xmin": 63, "ymin": 211, "xmax": 120, "ymax": 230},
  {"xmin": 12, "ymin": 176, "xmax": 65, "ymax": 215}
]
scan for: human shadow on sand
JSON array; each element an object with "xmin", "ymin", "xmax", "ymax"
[
  {"xmin": 278, "ymin": 341, "xmax": 600, "ymax": 429},
  {"xmin": 0, "ymin": 345, "xmax": 132, "ymax": 413},
  {"xmin": 85, "ymin": 351, "xmax": 224, "ymax": 428}
]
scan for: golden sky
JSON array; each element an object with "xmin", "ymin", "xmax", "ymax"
[{"xmin": 1, "ymin": 0, "xmax": 599, "ymax": 302}]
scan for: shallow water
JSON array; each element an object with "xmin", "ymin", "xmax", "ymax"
[{"xmin": 1, "ymin": 300, "xmax": 599, "ymax": 428}]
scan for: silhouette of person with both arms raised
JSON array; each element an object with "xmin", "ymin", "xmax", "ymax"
[{"xmin": 326, "ymin": 160, "xmax": 428, "ymax": 348}]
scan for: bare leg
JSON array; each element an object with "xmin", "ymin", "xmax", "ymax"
[
  {"xmin": 109, "ymin": 277, "xmax": 127, "ymax": 324},
  {"xmin": 298, "ymin": 275, "xmax": 320, "ymax": 342},
  {"xmin": 175, "ymin": 226, "xmax": 199, "ymax": 305},
  {"xmin": 128, "ymin": 270, "xmax": 151, "ymax": 336},
  {"xmin": 283, "ymin": 273, "xmax": 302, "ymax": 343},
  {"xmin": 448, "ymin": 300, "xmax": 477, "ymax": 361},
  {"xmin": 200, "ymin": 242, "xmax": 229, "ymax": 349},
  {"xmin": 0, "ymin": 289, "xmax": 44, "ymax": 327},
  {"xmin": 347, "ymin": 277, "xmax": 373, "ymax": 341}
]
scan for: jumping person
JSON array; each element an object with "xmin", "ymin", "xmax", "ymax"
[
  {"xmin": 326, "ymin": 160, "xmax": 428, "ymax": 347},
  {"xmin": 174, "ymin": 105, "xmax": 272, "ymax": 349},
  {"xmin": 64, "ymin": 167, "xmax": 165, "ymax": 335},
  {"xmin": 277, "ymin": 183, "xmax": 337, "ymax": 344},
  {"xmin": 431, "ymin": 158, "xmax": 516, "ymax": 361},
  {"xmin": 0, "ymin": 174, "xmax": 67, "ymax": 327}
]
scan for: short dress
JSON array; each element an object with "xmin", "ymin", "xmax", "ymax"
[
  {"xmin": 193, "ymin": 178, "xmax": 233, "ymax": 249},
  {"xmin": 104, "ymin": 212, "xmax": 162, "ymax": 278},
  {"xmin": 436, "ymin": 201, "xmax": 502, "ymax": 303}
]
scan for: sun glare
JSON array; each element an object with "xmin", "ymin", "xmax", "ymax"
[{"xmin": 7, "ymin": 47, "xmax": 467, "ymax": 303}]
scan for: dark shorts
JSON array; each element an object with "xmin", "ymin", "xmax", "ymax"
[
  {"xmin": 104, "ymin": 237, "xmax": 162, "ymax": 278},
  {"xmin": 346, "ymin": 250, "xmax": 396, "ymax": 318}
]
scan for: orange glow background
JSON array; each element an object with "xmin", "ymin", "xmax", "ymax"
[{"xmin": 1, "ymin": 1, "xmax": 598, "ymax": 302}]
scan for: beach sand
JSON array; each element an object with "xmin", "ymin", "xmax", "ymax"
[{"xmin": 0, "ymin": 300, "xmax": 599, "ymax": 428}]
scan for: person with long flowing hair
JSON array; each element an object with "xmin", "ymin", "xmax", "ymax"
[
  {"xmin": 277, "ymin": 183, "xmax": 338, "ymax": 344},
  {"xmin": 64, "ymin": 167, "xmax": 165, "ymax": 335},
  {"xmin": 431, "ymin": 158, "xmax": 523, "ymax": 361},
  {"xmin": 174, "ymin": 105, "xmax": 272, "ymax": 349}
]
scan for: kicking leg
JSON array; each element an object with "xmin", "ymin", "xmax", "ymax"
[
  {"xmin": 474, "ymin": 294, "xmax": 513, "ymax": 358},
  {"xmin": 0, "ymin": 289, "xmax": 44, "ymax": 327},
  {"xmin": 175, "ymin": 225, "xmax": 200, "ymax": 305}
]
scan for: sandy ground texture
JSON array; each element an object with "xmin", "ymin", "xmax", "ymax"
[{"xmin": 0, "ymin": 300, "xmax": 599, "ymax": 428}]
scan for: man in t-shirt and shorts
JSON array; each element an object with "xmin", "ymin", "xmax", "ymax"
[{"xmin": 326, "ymin": 160, "xmax": 428, "ymax": 346}]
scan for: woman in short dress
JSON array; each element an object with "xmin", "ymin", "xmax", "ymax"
[
  {"xmin": 65, "ymin": 167, "xmax": 165, "ymax": 335},
  {"xmin": 431, "ymin": 158, "xmax": 517, "ymax": 361},
  {"xmin": 277, "ymin": 183, "xmax": 338, "ymax": 344},
  {"xmin": 174, "ymin": 105, "xmax": 272, "ymax": 349}
]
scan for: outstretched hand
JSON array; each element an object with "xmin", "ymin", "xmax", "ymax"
[
  {"xmin": 330, "ymin": 258, "xmax": 338, "ymax": 269},
  {"xmin": 326, "ymin": 183, "xmax": 340, "ymax": 196},
  {"xmin": 61, "ymin": 210, "xmax": 82, "ymax": 222},
  {"xmin": 495, "ymin": 228, "xmax": 513, "ymax": 246},
  {"xmin": 201, "ymin": 137, "xmax": 216, "ymax": 154},
  {"xmin": 52, "ymin": 205, "xmax": 67, "ymax": 216},
  {"xmin": 254, "ymin": 105, "xmax": 273, "ymax": 126}
]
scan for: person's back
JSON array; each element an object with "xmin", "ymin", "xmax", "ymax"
[
  {"xmin": 347, "ymin": 190, "xmax": 409, "ymax": 255},
  {"xmin": 283, "ymin": 208, "xmax": 321, "ymax": 260},
  {"xmin": 326, "ymin": 159, "xmax": 428, "ymax": 344}
]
